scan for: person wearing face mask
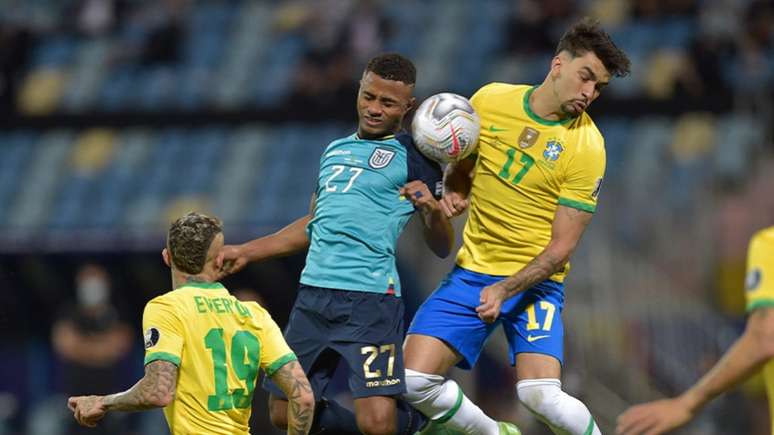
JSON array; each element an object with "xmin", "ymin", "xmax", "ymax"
[{"xmin": 51, "ymin": 264, "xmax": 132, "ymax": 435}]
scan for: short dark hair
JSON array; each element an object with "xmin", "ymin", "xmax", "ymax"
[
  {"xmin": 365, "ymin": 53, "xmax": 416, "ymax": 85},
  {"xmin": 556, "ymin": 18, "xmax": 631, "ymax": 78},
  {"xmin": 167, "ymin": 212, "xmax": 223, "ymax": 275}
]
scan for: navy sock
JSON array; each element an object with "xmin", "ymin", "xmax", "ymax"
[
  {"xmin": 397, "ymin": 398, "xmax": 428, "ymax": 435},
  {"xmin": 310, "ymin": 398, "xmax": 360, "ymax": 435}
]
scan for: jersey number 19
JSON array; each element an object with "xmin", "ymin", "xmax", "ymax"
[{"xmin": 204, "ymin": 328, "xmax": 259, "ymax": 411}]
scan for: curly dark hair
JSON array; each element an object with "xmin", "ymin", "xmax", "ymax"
[
  {"xmin": 167, "ymin": 212, "xmax": 223, "ymax": 275},
  {"xmin": 365, "ymin": 52, "xmax": 416, "ymax": 85},
  {"xmin": 556, "ymin": 18, "xmax": 631, "ymax": 78}
]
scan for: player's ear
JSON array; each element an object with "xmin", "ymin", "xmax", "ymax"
[
  {"xmin": 162, "ymin": 248, "xmax": 171, "ymax": 267},
  {"xmin": 550, "ymin": 54, "xmax": 563, "ymax": 77},
  {"xmin": 406, "ymin": 96, "xmax": 416, "ymax": 113}
]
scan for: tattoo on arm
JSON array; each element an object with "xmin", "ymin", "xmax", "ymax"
[
  {"xmin": 270, "ymin": 360, "xmax": 314, "ymax": 435},
  {"xmin": 501, "ymin": 250, "xmax": 565, "ymax": 298},
  {"xmin": 103, "ymin": 361, "xmax": 178, "ymax": 411}
]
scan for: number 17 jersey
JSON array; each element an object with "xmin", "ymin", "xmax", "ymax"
[
  {"xmin": 142, "ymin": 282, "xmax": 296, "ymax": 435},
  {"xmin": 457, "ymin": 83, "xmax": 606, "ymax": 282}
]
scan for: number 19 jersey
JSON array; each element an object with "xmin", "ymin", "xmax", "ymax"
[{"xmin": 142, "ymin": 281, "xmax": 296, "ymax": 435}]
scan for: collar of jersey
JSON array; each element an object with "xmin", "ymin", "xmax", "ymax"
[
  {"xmin": 354, "ymin": 132, "xmax": 396, "ymax": 141},
  {"xmin": 523, "ymin": 86, "xmax": 575, "ymax": 126},
  {"xmin": 177, "ymin": 281, "xmax": 225, "ymax": 290}
]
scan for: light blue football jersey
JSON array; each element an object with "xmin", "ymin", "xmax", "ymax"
[{"xmin": 299, "ymin": 132, "xmax": 442, "ymax": 296}]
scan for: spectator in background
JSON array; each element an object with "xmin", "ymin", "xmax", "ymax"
[
  {"xmin": 51, "ymin": 264, "xmax": 132, "ymax": 435},
  {"xmin": 0, "ymin": 21, "xmax": 32, "ymax": 114},
  {"xmin": 139, "ymin": 0, "xmax": 185, "ymax": 66}
]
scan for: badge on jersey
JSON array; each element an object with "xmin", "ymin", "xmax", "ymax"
[
  {"xmin": 746, "ymin": 268, "xmax": 762, "ymax": 291},
  {"xmin": 543, "ymin": 141, "xmax": 564, "ymax": 162},
  {"xmin": 518, "ymin": 127, "xmax": 539, "ymax": 149},
  {"xmin": 144, "ymin": 327, "xmax": 160, "ymax": 349},
  {"xmin": 369, "ymin": 148, "xmax": 396, "ymax": 169}
]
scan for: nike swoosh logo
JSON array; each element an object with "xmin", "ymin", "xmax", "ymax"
[
  {"xmin": 489, "ymin": 125, "xmax": 508, "ymax": 132},
  {"xmin": 527, "ymin": 334, "xmax": 550, "ymax": 342}
]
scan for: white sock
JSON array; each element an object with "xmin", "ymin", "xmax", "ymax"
[
  {"xmin": 405, "ymin": 369, "xmax": 499, "ymax": 435},
  {"xmin": 516, "ymin": 378, "xmax": 600, "ymax": 435}
]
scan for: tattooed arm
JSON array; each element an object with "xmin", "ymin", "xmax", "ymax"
[
  {"xmin": 67, "ymin": 360, "xmax": 177, "ymax": 427},
  {"xmin": 269, "ymin": 360, "xmax": 315, "ymax": 435},
  {"xmin": 476, "ymin": 205, "xmax": 593, "ymax": 323}
]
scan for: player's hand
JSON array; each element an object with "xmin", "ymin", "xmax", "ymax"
[
  {"xmin": 68, "ymin": 395, "xmax": 107, "ymax": 428},
  {"xmin": 216, "ymin": 244, "xmax": 249, "ymax": 279},
  {"xmin": 400, "ymin": 181, "xmax": 437, "ymax": 212},
  {"xmin": 476, "ymin": 283, "xmax": 508, "ymax": 323},
  {"xmin": 439, "ymin": 191, "xmax": 468, "ymax": 218},
  {"xmin": 616, "ymin": 398, "xmax": 695, "ymax": 435}
]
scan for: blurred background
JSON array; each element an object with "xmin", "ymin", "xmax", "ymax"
[{"xmin": 0, "ymin": 0, "xmax": 773, "ymax": 434}]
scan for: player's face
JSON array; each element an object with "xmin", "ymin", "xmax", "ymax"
[
  {"xmin": 550, "ymin": 50, "xmax": 611, "ymax": 117},
  {"xmin": 357, "ymin": 71, "xmax": 415, "ymax": 139}
]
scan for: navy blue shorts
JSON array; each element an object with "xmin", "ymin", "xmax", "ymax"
[
  {"xmin": 263, "ymin": 285, "xmax": 406, "ymax": 400},
  {"xmin": 408, "ymin": 266, "xmax": 565, "ymax": 369}
]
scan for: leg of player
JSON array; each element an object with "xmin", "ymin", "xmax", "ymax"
[
  {"xmin": 515, "ymin": 353, "xmax": 600, "ymax": 435},
  {"xmin": 354, "ymin": 396, "xmax": 397, "ymax": 435},
  {"xmin": 269, "ymin": 394, "xmax": 362, "ymax": 434},
  {"xmin": 404, "ymin": 334, "xmax": 509, "ymax": 435}
]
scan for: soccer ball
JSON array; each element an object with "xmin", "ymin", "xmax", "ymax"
[{"xmin": 411, "ymin": 93, "xmax": 480, "ymax": 164}]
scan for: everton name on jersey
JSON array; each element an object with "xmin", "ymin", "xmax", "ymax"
[{"xmin": 300, "ymin": 132, "xmax": 442, "ymax": 297}]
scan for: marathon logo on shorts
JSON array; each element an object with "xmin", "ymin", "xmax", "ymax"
[
  {"xmin": 144, "ymin": 327, "xmax": 160, "ymax": 349},
  {"xmin": 366, "ymin": 378, "xmax": 401, "ymax": 388},
  {"xmin": 369, "ymin": 148, "xmax": 395, "ymax": 169}
]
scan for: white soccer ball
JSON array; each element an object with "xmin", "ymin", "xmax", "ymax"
[{"xmin": 411, "ymin": 93, "xmax": 480, "ymax": 164}]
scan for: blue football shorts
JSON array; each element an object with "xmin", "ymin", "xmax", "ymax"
[{"xmin": 407, "ymin": 266, "xmax": 565, "ymax": 369}]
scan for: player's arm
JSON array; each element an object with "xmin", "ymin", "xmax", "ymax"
[
  {"xmin": 401, "ymin": 180, "xmax": 454, "ymax": 258},
  {"xmin": 477, "ymin": 205, "xmax": 593, "ymax": 322},
  {"xmin": 269, "ymin": 360, "xmax": 315, "ymax": 435},
  {"xmin": 439, "ymin": 155, "xmax": 476, "ymax": 218},
  {"xmin": 67, "ymin": 360, "xmax": 177, "ymax": 427},
  {"xmin": 218, "ymin": 193, "xmax": 316, "ymax": 276},
  {"xmin": 616, "ymin": 306, "xmax": 774, "ymax": 435}
]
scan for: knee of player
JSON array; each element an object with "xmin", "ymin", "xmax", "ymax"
[
  {"xmin": 356, "ymin": 410, "xmax": 396, "ymax": 435},
  {"xmin": 268, "ymin": 397, "xmax": 289, "ymax": 429},
  {"xmin": 404, "ymin": 369, "xmax": 446, "ymax": 403},
  {"xmin": 516, "ymin": 378, "xmax": 563, "ymax": 413}
]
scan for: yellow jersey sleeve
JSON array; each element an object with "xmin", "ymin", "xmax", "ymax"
[
  {"xmin": 558, "ymin": 134, "xmax": 606, "ymax": 213},
  {"xmin": 745, "ymin": 227, "xmax": 774, "ymax": 312},
  {"xmin": 248, "ymin": 303, "xmax": 297, "ymax": 377},
  {"xmin": 143, "ymin": 295, "xmax": 185, "ymax": 366}
]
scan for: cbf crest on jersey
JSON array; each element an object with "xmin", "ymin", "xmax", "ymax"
[
  {"xmin": 369, "ymin": 148, "xmax": 396, "ymax": 169},
  {"xmin": 543, "ymin": 140, "xmax": 564, "ymax": 161}
]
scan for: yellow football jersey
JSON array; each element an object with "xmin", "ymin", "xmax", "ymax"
[
  {"xmin": 744, "ymin": 226, "xmax": 774, "ymax": 430},
  {"xmin": 142, "ymin": 281, "xmax": 296, "ymax": 435},
  {"xmin": 456, "ymin": 83, "xmax": 606, "ymax": 281}
]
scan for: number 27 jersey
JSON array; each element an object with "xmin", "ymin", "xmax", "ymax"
[{"xmin": 142, "ymin": 282, "xmax": 296, "ymax": 435}]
